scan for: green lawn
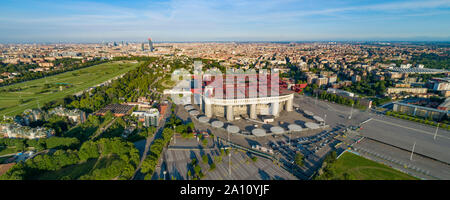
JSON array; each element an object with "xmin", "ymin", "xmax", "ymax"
[
  {"xmin": 0, "ymin": 61, "xmax": 142, "ymax": 116},
  {"xmin": 0, "ymin": 147, "xmax": 19, "ymax": 156},
  {"xmin": 35, "ymin": 159, "xmax": 97, "ymax": 180},
  {"xmin": 317, "ymin": 152, "xmax": 418, "ymax": 180}
]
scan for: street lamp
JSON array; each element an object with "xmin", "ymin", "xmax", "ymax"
[
  {"xmin": 434, "ymin": 123, "xmax": 439, "ymax": 141},
  {"xmin": 315, "ymin": 93, "xmax": 318, "ymax": 106},
  {"xmin": 288, "ymin": 133, "xmax": 291, "ymax": 146},
  {"xmin": 348, "ymin": 103, "xmax": 354, "ymax": 120},
  {"xmin": 228, "ymin": 149, "xmax": 231, "ymax": 177},
  {"xmin": 410, "ymin": 141, "xmax": 416, "ymax": 161},
  {"xmin": 173, "ymin": 125, "xmax": 176, "ymax": 144},
  {"xmin": 228, "ymin": 131, "xmax": 231, "ymax": 177}
]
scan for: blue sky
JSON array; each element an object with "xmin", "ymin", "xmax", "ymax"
[{"xmin": 1, "ymin": 0, "xmax": 450, "ymax": 43}]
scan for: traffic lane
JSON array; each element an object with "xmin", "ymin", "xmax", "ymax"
[
  {"xmin": 354, "ymin": 139, "xmax": 450, "ymax": 179},
  {"xmin": 360, "ymin": 119, "xmax": 450, "ymax": 164},
  {"xmin": 371, "ymin": 115, "xmax": 450, "ymax": 139},
  {"xmin": 295, "ymin": 96, "xmax": 370, "ymax": 127}
]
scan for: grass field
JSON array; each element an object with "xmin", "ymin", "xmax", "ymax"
[
  {"xmin": 36, "ymin": 159, "xmax": 97, "ymax": 180},
  {"xmin": 0, "ymin": 147, "xmax": 18, "ymax": 156},
  {"xmin": 0, "ymin": 61, "xmax": 142, "ymax": 116},
  {"xmin": 318, "ymin": 152, "xmax": 418, "ymax": 180}
]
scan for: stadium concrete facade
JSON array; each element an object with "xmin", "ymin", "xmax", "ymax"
[{"xmin": 167, "ymin": 66, "xmax": 295, "ymax": 121}]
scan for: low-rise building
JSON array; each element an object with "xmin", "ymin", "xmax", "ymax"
[
  {"xmin": 49, "ymin": 106, "xmax": 86, "ymax": 123},
  {"xmin": 326, "ymin": 88, "xmax": 356, "ymax": 97},
  {"xmin": 438, "ymin": 97, "xmax": 450, "ymax": 111},
  {"xmin": 393, "ymin": 102, "xmax": 448, "ymax": 121},
  {"xmin": 441, "ymin": 90, "xmax": 450, "ymax": 97},
  {"xmin": 131, "ymin": 108, "xmax": 160, "ymax": 127},
  {"xmin": 38, "ymin": 62, "xmax": 54, "ymax": 67},
  {"xmin": 0, "ymin": 123, "xmax": 55, "ymax": 139},
  {"xmin": 315, "ymin": 77, "xmax": 328, "ymax": 86},
  {"xmin": 351, "ymin": 75, "xmax": 361, "ymax": 83},
  {"xmin": 386, "ymin": 87, "xmax": 427, "ymax": 94}
]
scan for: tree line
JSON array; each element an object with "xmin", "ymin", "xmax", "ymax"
[{"xmin": 1, "ymin": 138, "xmax": 139, "ymax": 180}]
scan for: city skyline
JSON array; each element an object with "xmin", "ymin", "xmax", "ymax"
[{"xmin": 1, "ymin": 0, "xmax": 450, "ymax": 43}]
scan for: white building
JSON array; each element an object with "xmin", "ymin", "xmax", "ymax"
[
  {"xmin": 132, "ymin": 108, "xmax": 160, "ymax": 127},
  {"xmin": 327, "ymin": 88, "xmax": 356, "ymax": 97}
]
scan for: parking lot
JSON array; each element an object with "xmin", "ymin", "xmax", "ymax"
[
  {"xmin": 353, "ymin": 138, "xmax": 450, "ymax": 180},
  {"xmin": 266, "ymin": 128, "xmax": 347, "ymax": 178},
  {"xmin": 174, "ymin": 94, "xmax": 450, "ymax": 180},
  {"xmin": 359, "ymin": 117, "xmax": 450, "ymax": 164},
  {"xmin": 153, "ymin": 137, "xmax": 297, "ymax": 180},
  {"xmin": 174, "ymin": 96, "xmax": 359, "ymax": 179}
]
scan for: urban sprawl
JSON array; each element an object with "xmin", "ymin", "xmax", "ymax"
[{"xmin": 0, "ymin": 41, "xmax": 449, "ymax": 180}]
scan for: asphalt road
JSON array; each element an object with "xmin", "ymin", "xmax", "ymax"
[
  {"xmin": 353, "ymin": 138, "xmax": 450, "ymax": 180},
  {"xmin": 359, "ymin": 116, "xmax": 450, "ymax": 164},
  {"xmin": 296, "ymin": 94, "xmax": 450, "ymax": 165},
  {"xmin": 132, "ymin": 94, "xmax": 172, "ymax": 180}
]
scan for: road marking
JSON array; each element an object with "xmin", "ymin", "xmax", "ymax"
[
  {"xmin": 371, "ymin": 118, "xmax": 450, "ymax": 140},
  {"xmin": 360, "ymin": 118, "xmax": 373, "ymax": 125}
]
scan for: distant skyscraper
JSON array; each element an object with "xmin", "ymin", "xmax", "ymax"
[
  {"xmin": 148, "ymin": 37, "xmax": 154, "ymax": 52},
  {"xmin": 141, "ymin": 43, "xmax": 145, "ymax": 51}
]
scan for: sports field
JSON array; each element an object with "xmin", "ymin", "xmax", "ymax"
[
  {"xmin": 0, "ymin": 61, "xmax": 142, "ymax": 116},
  {"xmin": 317, "ymin": 152, "xmax": 418, "ymax": 180}
]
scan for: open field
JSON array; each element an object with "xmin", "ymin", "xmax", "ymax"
[
  {"xmin": 316, "ymin": 152, "xmax": 418, "ymax": 180},
  {"xmin": 0, "ymin": 61, "xmax": 141, "ymax": 116}
]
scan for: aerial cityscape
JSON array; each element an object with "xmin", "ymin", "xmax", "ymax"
[{"xmin": 0, "ymin": 0, "xmax": 449, "ymax": 184}]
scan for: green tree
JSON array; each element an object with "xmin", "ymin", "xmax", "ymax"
[
  {"xmin": 201, "ymin": 138, "xmax": 208, "ymax": 147},
  {"xmin": 209, "ymin": 162, "xmax": 216, "ymax": 171},
  {"xmin": 202, "ymin": 154, "xmax": 208, "ymax": 164},
  {"xmin": 294, "ymin": 152, "xmax": 304, "ymax": 167}
]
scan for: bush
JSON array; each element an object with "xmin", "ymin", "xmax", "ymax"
[
  {"xmin": 202, "ymin": 154, "xmax": 208, "ymax": 164},
  {"xmin": 209, "ymin": 163, "xmax": 216, "ymax": 171}
]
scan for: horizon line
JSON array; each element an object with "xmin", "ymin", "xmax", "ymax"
[{"xmin": 2, "ymin": 40, "xmax": 450, "ymax": 45}]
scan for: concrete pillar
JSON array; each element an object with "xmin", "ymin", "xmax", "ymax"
[
  {"xmin": 286, "ymin": 97, "xmax": 293, "ymax": 112},
  {"xmin": 250, "ymin": 104, "xmax": 257, "ymax": 119},
  {"xmin": 199, "ymin": 95, "xmax": 204, "ymax": 113},
  {"xmin": 271, "ymin": 102, "xmax": 279, "ymax": 117},
  {"xmin": 205, "ymin": 103, "xmax": 212, "ymax": 118},
  {"xmin": 226, "ymin": 105, "xmax": 234, "ymax": 121},
  {"xmin": 193, "ymin": 93, "xmax": 202, "ymax": 106}
]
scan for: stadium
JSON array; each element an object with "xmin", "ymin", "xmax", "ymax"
[{"xmin": 191, "ymin": 69, "xmax": 295, "ymax": 121}]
